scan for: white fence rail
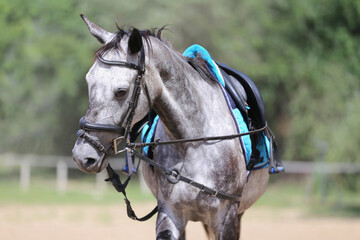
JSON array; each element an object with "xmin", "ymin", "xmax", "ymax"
[
  {"xmin": 283, "ymin": 161, "xmax": 360, "ymax": 174},
  {"xmin": 0, "ymin": 153, "xmax": 126, "ymax": 193},
  {"xmin": 1, "ymin": 153, "xmax": 359, "ymax": 194}
]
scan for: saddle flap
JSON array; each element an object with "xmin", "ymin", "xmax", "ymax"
[
  {"xmin": 217, "ymin": 62, "xmax": 267, "ymax": 129},
  {"xmin": 220, "ymin": 69, "xmax": 249, "ymax": 124}
]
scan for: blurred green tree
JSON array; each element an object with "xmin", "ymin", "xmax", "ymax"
[
  {"xmin": 0, "ymin": 0, "xmax": 93, "ymax": 154},
  {"xmin": 0, "ymin": 0, "xmax": 359, "ymax": 174}
]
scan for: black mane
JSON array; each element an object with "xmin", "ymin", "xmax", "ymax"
[{"xmin": 186, "ymin": 55, "xmax": 217, "ymax": 84}]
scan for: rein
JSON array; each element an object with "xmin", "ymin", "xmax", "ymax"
[{"xmin": 126, "ymin": 123, "xmax": 268, "ymax": 150}]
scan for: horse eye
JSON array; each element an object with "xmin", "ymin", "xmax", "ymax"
[{"xmin": 114, "ymin": 89, "xmax": 127, "ymax": 98}]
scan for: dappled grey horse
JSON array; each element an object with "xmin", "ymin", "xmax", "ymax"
[{"xmin": 72, "ymin": 15, "xmax": 270, "ymax": 239}]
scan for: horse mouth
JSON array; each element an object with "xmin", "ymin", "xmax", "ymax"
[{"xmin": 73, "ymin": 155, "xmax": 109, "ymax": 173}]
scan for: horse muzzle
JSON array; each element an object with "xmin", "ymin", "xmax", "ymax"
[{"xmin": 72, "ymin": 137, "xmax": 109, "ymax": 173}]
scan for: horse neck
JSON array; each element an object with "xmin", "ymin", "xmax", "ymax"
[{"xmin": 150, "ymin": 40, "xmax": 236, "ymax": 140}]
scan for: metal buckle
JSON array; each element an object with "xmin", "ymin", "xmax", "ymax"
[
  {"xmin": 166, "ymin": 167, "xmax": 181, "ymax": 184},
  {"xmin": 113, "ymin": 136, "xmax": 126, "ymax": 154}
]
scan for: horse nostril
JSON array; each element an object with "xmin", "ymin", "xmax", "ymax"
[{"xmin": 85, "ymin": 158, "xmax": 96, "ymax": 167}]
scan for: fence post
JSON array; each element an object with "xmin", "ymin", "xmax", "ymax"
[
  {"xmin": 95, "ymin": 170, "xmax": 108, "ymax": 194},
  {"xmin": 20, "ymin": 160, "xmax": 31, "ymax": 192},
  {"xmin": 57, "ymin": 160, "xmax": 68, "ymax": 194},
  {"xmin": 138, "ymin": 165, "xmax": 150, "ymax": 194}
]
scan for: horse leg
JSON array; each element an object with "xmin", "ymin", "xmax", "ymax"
[
  {"xmin": 215, "ymin": 203, "xmax": 241, "ymax": 240},
  {"xmin": 156, "ymin": 211, "xmax": 186, "ymax": 240},
  {"xmin": 179, "ymin": 230, "xmax": 186, "ymax": 240},
  {"xmin": 202, "ymin": 223, "xmax": 215, "ymax": 240},
  {"xmin": 237, "ymin": 212, "xmax": 244, "ymax": 239}
]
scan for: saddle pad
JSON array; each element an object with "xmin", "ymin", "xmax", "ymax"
[
  {"xmin": 141, "ymin": 115, "xmax": 159, "ymax": 156},
  {"xmin": 141, "ymin": 45, "xmax": 270, "ymax": 170}
]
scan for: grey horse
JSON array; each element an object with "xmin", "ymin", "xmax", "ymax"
[{"xmin": 72, "ymin": 15, "xmax": 269, "ymax": 240}]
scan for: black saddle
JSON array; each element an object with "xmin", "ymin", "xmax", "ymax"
[
  {"xmin": 217, "ymin": 62, "xmax": 266, "ymax": 130},
  {"xmin": 217, "ymin": 62, "xmax": 284, "ymax": 173}
]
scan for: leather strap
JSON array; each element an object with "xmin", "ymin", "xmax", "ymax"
[
  {"xmin": 97, "ymin": 47, "xmax": 145, "ymax": 75},
  {"xmin": 131, "ymin": 150, "xmax": 242, "ymax": 201},
  {"xmin": 79, "ymin": 116, "xmax": 125, "ymax": 135},
  {"xmin": 105, "ymin": 164, "xmax": 158, "ymax": 221},
  {"xmin": 77, "ymin": 129, "xmax": 107, "ymax": 154},
  {"xmin": 127, "ymin": 123, "xmax": 268, "ymax": 149}
]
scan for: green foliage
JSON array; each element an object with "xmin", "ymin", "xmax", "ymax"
[
  {"xmin": 272, "ymin": 0, "xmax": 360, "ymax": 163},
  {"xmin": 0, "ymin": 0, "xmax": 93, "ymax": 154},
  {"xmin": 0, "ymin": 0, "xmax": 359, "ymax": 171}
]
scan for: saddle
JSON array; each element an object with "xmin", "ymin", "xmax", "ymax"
[
  {"xmin": 217, "ymin": 62, "xmax": 278, "ymax": 172},
  {"xmin": 218, "ymin": 62, "xmax": 266, "ymax": 130}
]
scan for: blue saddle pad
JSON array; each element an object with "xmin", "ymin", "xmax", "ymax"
[
  {"xmin": 141, "ymin": 115, "xmax": 159, "ymax": 155},
  {"xmin": 142, "ymin": 44, "xmax": 270, "ymax": 170}
]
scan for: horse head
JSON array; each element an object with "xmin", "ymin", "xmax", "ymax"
[{"xmin": 72, "ymin": 15, "xmax": 157, "ymax": 173}]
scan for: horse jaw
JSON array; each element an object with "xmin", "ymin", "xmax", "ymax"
[{"xmin": 80, "ymin": 14, "xmax": 114, "ymax": 44}]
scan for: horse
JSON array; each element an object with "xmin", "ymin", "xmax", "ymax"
[{"xmin": 72, "ymin": 15, "xmax": 269, "ymax": 240}]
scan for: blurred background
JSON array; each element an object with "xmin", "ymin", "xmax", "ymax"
[{"xmin": 0, "ymin": 0, "xmax": 359, "ymax": 239}]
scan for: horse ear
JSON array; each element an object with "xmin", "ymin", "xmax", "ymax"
[
  {"xmin": 80, "ymin": 14, "xmax": 113, "ymax": 44},
  {"xmin": 128, "ymin": 28, "xmax": 143, "ymax": 54}
]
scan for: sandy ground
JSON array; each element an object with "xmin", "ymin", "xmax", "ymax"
[{"xmin": 0, "ymin": 203, "xmax": 359, "ymax": 240}]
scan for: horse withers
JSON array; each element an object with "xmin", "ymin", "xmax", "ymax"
[{"xmin": 72, "ymin": 15, "xmax": 270, "ymax": 240}]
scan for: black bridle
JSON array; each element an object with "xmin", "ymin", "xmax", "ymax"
[{"xmin": 77, "ymin": 46, "xmax": 150, "ymax": 155}]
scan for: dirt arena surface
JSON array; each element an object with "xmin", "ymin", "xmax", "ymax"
[{"xmin": 0, "ymin": 203, "xmax": 359, "ymax": 240}]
